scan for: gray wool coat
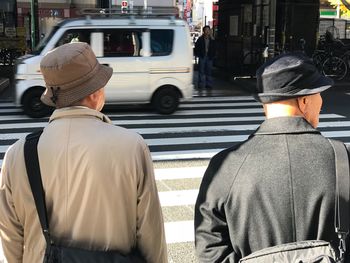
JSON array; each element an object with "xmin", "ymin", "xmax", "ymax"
[{"xmin": 195, "ymin": 116, "xmax": 350, "ymax": 263}]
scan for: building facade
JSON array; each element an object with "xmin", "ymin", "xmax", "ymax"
[
  {"xmin": 0, "ymin": 0, "xmax": 23, "ymax": 55},
  {"xmin": 216, "ymin": 0, "xmax": 320, "ymax": 74},
  {"xmin": 0, "ymin": 0, "xmax": 177, "ymax": 55}
]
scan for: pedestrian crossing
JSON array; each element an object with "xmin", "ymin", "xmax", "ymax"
[
  {"xmin": 0, "ymin": 96, "xmax": 350, "ymax": 262},
  {"xmin": 0, "ymin": 96, "xmax": 349, "ymax": 165}
]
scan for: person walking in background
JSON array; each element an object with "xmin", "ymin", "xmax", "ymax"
[
  {"xmin": 0, "ymin": 42, "xmax": 167, "ymax": 263},
  {"xmin": 194, "ymin": 52, "xmax": 348, "ymax": 262},
  {"xmin": 194, "ymin": 25, "xmax": 216, "ymax": 90}
]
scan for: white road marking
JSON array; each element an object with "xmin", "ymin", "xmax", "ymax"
[
  {"xmin": 155, "ymin": 167, "xmax": 206, "ymax": 180},
  {"xmin": 165, "ymin": 221, "xmax": 194, "ymax": 244},
  {"xmin": 159, "ymin": 189, "xmax": 198, "ymax": 207}
]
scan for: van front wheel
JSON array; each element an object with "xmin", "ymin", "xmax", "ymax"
[
  {"xmin": 152, "ymin": 87, "xmax": 180, "ymax": 114},
  {"xmin": 22, "ymin": 88, "xmax": 53, "ymax": 118}
]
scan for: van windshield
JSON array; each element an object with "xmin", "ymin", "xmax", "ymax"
[{"xmin": 32, "ymin": 26, "xmax": 60, "ymax": 55}]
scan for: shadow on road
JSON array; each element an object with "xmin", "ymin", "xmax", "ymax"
[{"xmin": 321, "ymin": 84, "xmax": 350, "ymax": 118}]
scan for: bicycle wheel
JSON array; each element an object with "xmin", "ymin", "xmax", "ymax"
[
  {"xmin": 322, "ymin": 56, "xmax": 347, "ymax": 80},
  {"xmin": 242, "ymin": 51, "xmax": 261, "ymax": 77},
  {"xmin": 312, "ymin": 50, "xmax": 326, "ymax": 72},
  {"xmin": 342, "ymin": 50, "xmax": 350, "ymax": 69},
  {"xmin": 243, "ymin": 51, "xmax": 260, "ymax": 65}
]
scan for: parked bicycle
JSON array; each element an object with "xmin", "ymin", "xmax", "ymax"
[
  {"xmin": 322, "ymin": 53, "xmax": 347, "ymax": 80},
  {"xmin": 0, "ymin": 48, "xmax": 23, "ymax": 66},
  {"xmin": 312, "ymin": 30, "xmax": 349, "ymax": 80},
  {"xmin": 240, "ymin": 46, "xmax": 269, "ymax": 76}
]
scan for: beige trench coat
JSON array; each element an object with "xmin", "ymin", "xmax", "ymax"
[{"xmin": 0, "ymin": 107, "xmax": 167, "ymax": 263}]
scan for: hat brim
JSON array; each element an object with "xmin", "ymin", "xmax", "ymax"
[
  {"xmin": 41, "ymin": 64, "xmax": 113, "ymax": 107},
  {"xmin": 255, "ymin": 74, "xmax": 334, "ymax": 104}
]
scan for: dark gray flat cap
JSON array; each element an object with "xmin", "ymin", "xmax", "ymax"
[{"xmin": 255, "ymin": 52, "xmax": 334, "ymax": 103}]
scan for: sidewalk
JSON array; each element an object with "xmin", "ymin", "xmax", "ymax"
[
  {"xmin": 198, "ymin": 66, "xmax": 350, "ymax": 97},
  {"xmin": 193, "ymin": 66, "xmax": 257, "ymax": 97}
]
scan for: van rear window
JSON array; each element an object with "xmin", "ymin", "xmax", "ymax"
[{"xmin": 151, "ymin": 30, "xmax": 174, "ymax": 56}]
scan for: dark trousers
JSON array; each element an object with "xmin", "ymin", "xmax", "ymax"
[{"xmin": 198, "ymin": 56, "xmax": 213, "ymax": 89}]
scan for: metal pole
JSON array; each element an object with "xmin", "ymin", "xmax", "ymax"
[
  {"xmin": 14, "ymin": 0, "xmax": 18, "ymax": 28},
  {"xmin": 269, "ymin": 0, "xmax": 277, "ymax": 57},
  {"xmin": 144, "ymin": 0, "xmax": 147, "ymax": 10},
  {"xmin": 109, "ymin": 0, "xmax": 111, "ymax": 13},
  {"xmin": 30, "ymin": 0, "xmax": 39, "ymax": 50}
]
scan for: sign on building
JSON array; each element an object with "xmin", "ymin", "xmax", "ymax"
[{"xmin": 5, "ymin": 27, "xmax": 16, "ymax": 38}]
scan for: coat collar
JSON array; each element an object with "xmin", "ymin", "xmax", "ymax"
[
  {"xmin": 254, "ymin": 116, "xmax": 321, "ymax": 135},
  {"xmin": 49, "ymin": 106, "xmax": 113, "ymax": 124}
]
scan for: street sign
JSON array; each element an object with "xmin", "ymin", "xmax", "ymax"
[{"xmin": 5, "ymin": 27, "xmax": 16, "ymax": 38}]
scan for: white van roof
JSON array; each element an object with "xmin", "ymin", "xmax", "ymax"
[
  {"xmin": 57, "ymin": 17, "xmax": 187, "ymax": 28},
  {"xmin": 57, "ymin": 7, "xmax": 187, "ymax": 28}
]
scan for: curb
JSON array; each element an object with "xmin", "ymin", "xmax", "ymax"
[{"xmin": 230, "ymin": 77, "xmax": 257, "ymax": 95}]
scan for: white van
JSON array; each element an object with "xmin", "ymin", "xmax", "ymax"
[{"xmin": 15, "ymin": 8, "xmax": 193, "ymax": 117}]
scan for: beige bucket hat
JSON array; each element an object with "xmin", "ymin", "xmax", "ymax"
[{"xmin": 40, "ymin": 42, "xmax": 113, "ymax": 108}]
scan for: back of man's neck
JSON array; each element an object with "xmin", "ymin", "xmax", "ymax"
[{"xmin": 264, "ymin": 103, "xmax": 303, "ymax": 119}]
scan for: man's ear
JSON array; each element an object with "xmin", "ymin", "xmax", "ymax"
[
  {"xmin": 87, "ymin": 89, "xmax": 102, "ymax": 103},
  {"xmin": 88, "ymin": 91, "xmax": 98, "ymax": 101},
  {"xmin": 297, "ymin": 96, "xmax": 308, "ymax": 114},
  {"xmin": 79, "ymin": 91, "xmax": 98, "ymax": 109}
]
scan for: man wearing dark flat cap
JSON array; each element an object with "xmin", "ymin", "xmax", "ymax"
[
  {"xmin": 0, "ymin": 42, "xmax": 167, "ymax": 263},
  {"xmin": 194, "ymin": 52, "xmax": 350, "ymax": 262}
]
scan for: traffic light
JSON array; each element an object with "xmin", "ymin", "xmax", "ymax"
[{"xmin": 121, "ymin": 1, "xmax": 128, "ymax": 14}]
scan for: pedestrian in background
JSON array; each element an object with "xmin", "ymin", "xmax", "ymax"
[
  {"xmin": 194, "ymin": 25, "xmax": 216, "ymax": 90},
  {"xmin": 0, "ymin": 42, "xmax": 167, "ymax": 263},
  {"xmin": 194, "ymin": 52, "xmax": 348, "ymax": 262}
]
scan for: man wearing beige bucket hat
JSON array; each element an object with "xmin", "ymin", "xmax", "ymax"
[{"xmin": 0, "ymin": 42, "xmax": 167, "ymax": 263}]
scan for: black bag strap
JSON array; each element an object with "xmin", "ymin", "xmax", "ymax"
[
  {"xmin": 24, "ymin": 130, "xmax": 53, "ymax": 246},
  {"xmin": 329, "ymin": 139, "xmax": 350, "ymax": 261}
]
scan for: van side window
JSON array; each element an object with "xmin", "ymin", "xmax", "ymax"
[
  {"xmin": 102, "ymin": 29, "xmax": 142, "ymax": 57},
  {"xmin": 151, "ymin": 30, "xmax": 174, "ymax": 56},
  {"xmin": 55, "ymin": 29, "xmax": 91, "ymax": 47}
]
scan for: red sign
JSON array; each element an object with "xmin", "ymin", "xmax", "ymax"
[
  {"xmin": 121, "ymin": 1, "xmax": 128, "ymax": 7},
  {"xmin": 184, "ymin": 0, "xmax": 191, "ymax": 20}
]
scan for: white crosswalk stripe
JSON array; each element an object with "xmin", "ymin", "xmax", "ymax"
[{"xmin": 0, "ymin": 96, "xmax": 350, "ymax": 262}]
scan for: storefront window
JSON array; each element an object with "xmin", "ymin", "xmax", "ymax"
[
  {"xmin": 0, "ymin": 0, "xmax": 16, "ymax": 36},
  {"xmin": 0, "ymin": 0, "xmax": 25, "ymax": 65}
]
